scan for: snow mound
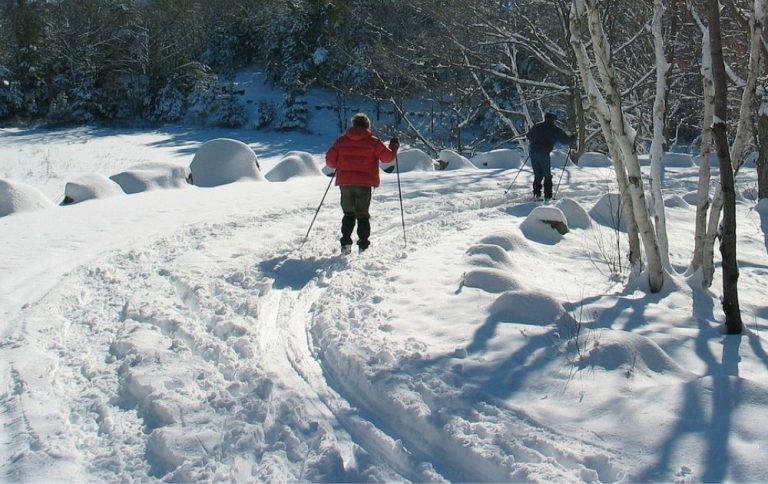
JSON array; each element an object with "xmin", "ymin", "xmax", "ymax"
[
  {"xmin": 462, "ymin": 268, "xmax": 522, "ymax": 293},
  {"xmin": 578, "ymin": 152, "xmax": 612, "ymax": 168},
  {"xmin": 477, "ymin": 231, "xmax": 530, "ymax": 252},
  {"xmin": 589, "ymin": 193, "xmax": 627, "ymax": 231},
  {"xmin": 663, "ymin": 152, "xmax": 695, "ymax": 168},
  {"xmin": 663, "ymin": 194, "xmax": 689, "ymax": 208},
  {"xmin": 550, "ymin": 149, "xmax": 571, "ymax": 168},
  {"xmin": 190, "ymin": 138, "xmax": 263, "ymax": 187},
  {"xmin": 520, "ymin": 206, "xmax": 569, "ymax": 244},
  {"xmin": 743, "ymin": 151, "xmax": 758, "ymax": 168},
  {"xmin": 757, "ymin": 198, "xmax": 768, "ymax": 214},
  {"xmin": 62, "ymin": 174, "xmax": 124, "ymax": 205},
  {"xmin": 0, "ymin": 178, "xmax": 56, "ymax": 217},
  {"xmin": 577, "ymin": 331, "xmax": 692, "ymax": 377},
  {"xmin": 470, "ymin": 149, "xmax": 523, "ymax": 169},
  {"xmin": 693, "ymin": 152, "xmax": 720, "ymax": 168},
  {"xmin": 437, "ymin": 149, "xmax": 477, "ymax": 170},
  {"xmin": 488, "ymin": 290, "xmax": 566, "ymax": 325},
  {"xmin": 555, "ymin": 198, "xmax": 591, "ymax": 229},
  {"xmin": 110, "ymin": 162, "xmax": 190, "ymax": 194},
  {"xmin": 266, "ymin": 152, "xmax": 323, "ymax": 182},
  {"xmin": 682, "ymin": 191, "xmax": 708, "ymax": 205},
  {"xmin": 464, "ymin": 243, "xmax": 514, "ymax": 269},
  {"xmin": 382, "ymin": 148, "xmax": 433, "ymax": 173}
]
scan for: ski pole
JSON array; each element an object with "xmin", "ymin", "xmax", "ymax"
[
  {"xmin": 503, "ymin": 153, "xmax": 530, "ymax": 195},
  {"xmin": 553, "ymin": 148, "xmax": 573, "ymax": 200},
  {"xmin": 395, "ymin": 153, "xmax": 407, "ymax": 247},
  {"xmin": 303, "ymin": 171, "xmax": 336, "ymax": 244}
]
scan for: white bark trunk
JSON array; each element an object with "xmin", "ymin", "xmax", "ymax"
[
  {"xmin": 689, "ymin": 7, "xmax": 714, "ymax": 275},
  {"xmin": 701, "ymin": 0, "xmax": 766, "ymax": 287},
  {"xmin": 649, "ymin": 0, "xmax": 671, "ymax": 271},
  {"xmin": 569, "ymin": 0, "xmax": 643, "ymax": 270},
  {"xmin": 583, "ymin": 0, "xmax": 665, "ymax": 292}
]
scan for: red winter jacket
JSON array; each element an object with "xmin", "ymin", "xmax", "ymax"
[{"xmin": 326, "ymin": 127, "xmax": 396, "ymax": 187}]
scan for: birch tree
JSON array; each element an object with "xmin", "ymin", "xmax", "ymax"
[
  {"xmin": 571, "ymin": 0, "xmax": 665, "ymax": 293},
  {"xmin": 706, "ymin": 0, "xmax": 744, "ymax": 333}
]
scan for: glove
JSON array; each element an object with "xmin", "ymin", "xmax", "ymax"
[{"xmin": 389, "ymin": 137, "xmax": 400, "ymax": 153}]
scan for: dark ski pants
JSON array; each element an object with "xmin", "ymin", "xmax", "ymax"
[
  {"xmin": 339, "ymin": 185, "xmax": 372, "ymax": 249},
  {"xmin": 530, "ymin": 150, "xmax": 553, "ymax": 199}
]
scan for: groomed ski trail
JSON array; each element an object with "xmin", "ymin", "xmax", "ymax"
[{"xmin": 1, "ymin": 173, "xmax": 626, "ymax": 482}]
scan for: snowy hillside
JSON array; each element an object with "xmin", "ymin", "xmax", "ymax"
[{"xmin": 1, "ymin": 121, "xmax": 768, "ymax": 483}]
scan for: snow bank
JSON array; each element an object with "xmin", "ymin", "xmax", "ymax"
[
  {"xmin": 382, "ymin": 148, "xmax": 433, "ymax": 173},
  {"xmin": 437, "ymin": 150, "xmax": 476, "ymax": 170},
  {"xmin": 589, "ymin": 193, "xmax": 627, "ymax": 231},
  {"xmin": 266, "ymin": 151, "xmax": 323, "ymax": 182},
  {"xmin": 555, "ymin": 198, "xmax": 591, "ymax": 229},
  {"xmin": 520, "ymin": 205, "xmax": 569, "ymax": 244},
  {"xmin": 190, "ymin": 138, "xmax": 263, "ymax": 187},
  {"xmin": 578, "ymin": 152, "xmax": 612, "ymax": 168},
  {"xmin": 577, "ymin": 331, "xmax": 692, "ymax": 377},
  {"xmin": 110, "ymin": 162, "xmax": 190, "ymax": 194},
  {"xmin": 663, "ymin": 152, "xmax": 695, "ymax": 168},
  {"xmin": 470, "ymin": 149, "xmax": 523, "ymax": 169},
  {"xmin": 62, "ymin": 174, "xmax": 124, "ymax": 205},
  {"xmin": 0, "ymin": 178, "xmax": 56, "ymax": 217}
]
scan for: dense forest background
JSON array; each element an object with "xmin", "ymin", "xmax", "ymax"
[{"xmin": 0, "ymin": 0, "xmax": 760, "ymax": 154}]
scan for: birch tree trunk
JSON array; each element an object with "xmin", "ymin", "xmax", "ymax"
[
  {"xmin": 707, "ymin": 0, "xmax": 743, "ymax": 333},
  {"xmin": 701, "ymin": 0, "xmax": 765, "ymax": 287},
  {"xmin": 568, "ymin": 1, "xmax": 642, "ymax": 270},
  {"xmin": 649, "ymin": 0, "xmax": 671, "ymax": 271},
  {"xmin": 582, "ymin": 0, "xmax": 665, "ymax": 292},
  {"xmin": 689, "ymin": 7, "xmax": 714, "ymax": 274},
  {"xmin": 759, "ymin": 94, "xmax": 768, "ymax": 200}
]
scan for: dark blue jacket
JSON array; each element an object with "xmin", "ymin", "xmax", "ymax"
[{"xmin": 526, "ymin": 120, "xmax": 573, "ymax": 154}]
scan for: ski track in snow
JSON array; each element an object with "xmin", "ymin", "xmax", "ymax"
[{"xmin": 1, "ymin": 184, "xmax": 626, "ymax": 482}]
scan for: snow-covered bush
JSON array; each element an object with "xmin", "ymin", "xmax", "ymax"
[
  {"xmin": 578, "ymin": 152, "xmax": 612, "ymax": 168},
  {"xmin": 266, "ymin": 152, "xmax": 323, "ymax": 182},
  {"xmin": 254, "ymin": 101, "xmax": 278, "ymax": 130},
  {"xmin": 110, "ymin": 162, "xmax": 191, "ymax": 194},
  {"xmin": 61, "ymin": 174, "xmax": 124, "ymax": 205},
  {"xmin": 520, "ymin": 205, "xmax": 569, "ymax": 244},
  {"xmin": 437, "ymin": 150, "xmax": 477, "ymax": 170},
  {"xmin": 471, "ymin": 149, "xmax": 523, "ymax": 169},
  {"xmin": 190, "ymin": 138, "xmax": 263, "ymax": 187},
  {"xmin": 0, "ymin": 178, "xmax": 56, "ymax": 217},
  {"xmin": 277, "ymin": 90, "xmax": 309, "ymax": 132},
  {"xmin": 382, "ymin": 148, "xmax": 434, "ymax": 173}
]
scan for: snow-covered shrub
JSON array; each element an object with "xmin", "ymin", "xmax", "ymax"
[
  {"xmin": 190, "ymin": 138, "xmax": 263, "ymax": 187},
  {"xmin": 110, "ymin": 162, "xmax": 190, "ymax": 194},
  {"xmin": 0, "ymin": 71, "xmax": 23, "ymax": 119},
  {"xmin": 437, "ymin": 150, "xmax": 476, "ymax": 170},
  {"xmin": 382, "ymin": 148, "xmax": 434, "ymax": 173},
  {"xmin": 0, "ymin": 178, "xmax": 56, "ymax": 217},
  {"xmin": 61, "ymin": 174, "xmax": 124, "ymax": 205},
  {"xmin": 277, "ymin": 90, "xmax": 309, "ymax": 132},
  {"xmin": 266, "ymin": 152, "xmax": 323, "ymax": 182},
  {"xmin": 589, "ymin": 193, "xmax": 626, "ymax": 232},
  {"xmin": 578, "ymin": 152, "xmax": 612, "ymax": 168},
  {"xmin": 471, "ymin": 149, "xmax": 523, "ymax": 169},
  {"xmin": 520, "ymin": 205, "xmax": 569, "ymax": 244},
  {"xmin": 254, "ymin": 101, "xmax": 277, "ymax": 130}
]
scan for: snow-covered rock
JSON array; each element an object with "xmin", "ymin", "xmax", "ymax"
[
  {"xmin": 382, "ymin": 148, "xmax": 433, "ymax": 173},
  {"xmin": 520, "ymin": 205, "xmax": 569, "ymax": 244},
  {"xmin": 555, "ymin": 198, "xmax": 591, "ymax": 229},
  {"xmin": 190, "ymin": 138, "xmax": 263, "ymax": 187},
  {"xmin": 110, "ymin": 162, "xmax": 190, "ymax": 194},
  {"xmin": 62, "ymin": 174, "xmax": 124, "ymax": 205},
  {"xmin": 0, "ymin": 178, "xmax": 56, "ymax": 217},
  {"xmin": 578, "ymin": 152, "xmax": 612, "ymax": 168},
  {"xmin": 589, "ymin": 193, "xmax": 627, "ymax": 231},
  {"xmin": 470, "ymin": 149, "xmax": 523, "ymax": 169},
  {"xmin": 266, "ymin": 152, "xmax": 324, "ymax": 182},
  {"xmin": 437, "ymin": 150, "xmax": 476, "ymax": 170}
]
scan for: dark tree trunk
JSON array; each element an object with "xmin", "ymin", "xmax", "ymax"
[
  {"xmin": 758, "ymin": 99, "xmax": 768, "ymax": 200},
  {"xmin": 707, "ymin": 0, "xmax": 743, "ymax": 334}
]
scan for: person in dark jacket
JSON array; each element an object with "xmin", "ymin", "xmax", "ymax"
[
  {"xmin": 525, "ymin": 113, "xmax": 574, "ymax": 200},
  {"xmin": 326, "ymin": 113, "xmax": 400, "ymax": 253}
]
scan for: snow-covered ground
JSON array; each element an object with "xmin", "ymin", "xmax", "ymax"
[{"xmin": 1, "ymin": 117, "xmax": 768, "ymax": 483}]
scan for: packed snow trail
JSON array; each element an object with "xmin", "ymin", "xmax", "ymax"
[{"xmin": 1, "ymin": 171, "xmax": 628, "ymax": 482}]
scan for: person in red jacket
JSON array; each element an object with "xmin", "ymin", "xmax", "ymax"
[{"xmin": 326, "ymin": 113, "xmax": 400, "ymax": 253}]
